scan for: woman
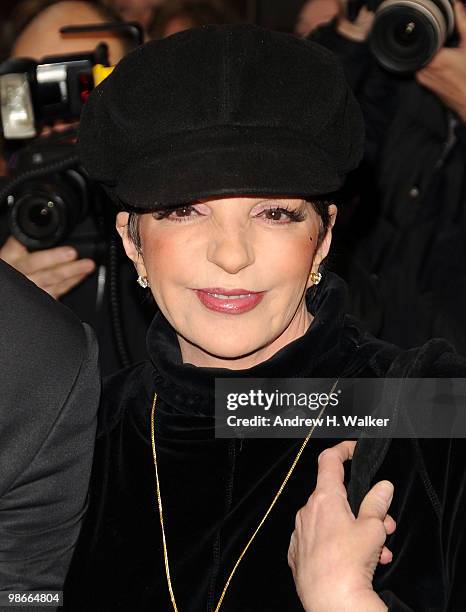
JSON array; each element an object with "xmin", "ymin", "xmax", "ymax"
[{"xmin": 64, "ymin": 25, "xmax": 466, "ymax": 611}]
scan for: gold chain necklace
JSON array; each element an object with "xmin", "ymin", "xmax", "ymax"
[{"xmin": 150, "ymin": 381, "xmax": 337, "ymax": 611}]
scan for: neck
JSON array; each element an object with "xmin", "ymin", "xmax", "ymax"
[{"xmin": 177, "ymin": 305, "xmax": 313, "ymax": 369}]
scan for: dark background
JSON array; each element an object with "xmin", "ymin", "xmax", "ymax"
[
  {"xmin": 251, "ymin": 0, "xmax": 306, "ymax": 31},
  {"xmin": 0, "ymin": 0, "xmax": 307, "ymax": 32}
]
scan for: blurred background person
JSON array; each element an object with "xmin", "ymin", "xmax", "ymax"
[
  {"xmin": 148, "ymin": 0, "xmax": 239, "ymax": 39},
  {"xmin": 0, "ymin": 0, "xmax": 154, "ymax": 374},
  {"xmin": 294, "ymin": 0, "xmax": 341, "ymax": 37},
  {"xmin": 310, "ymin": 2, "xmax": 466, "ymax": 354},
  {"xmin": 99, "ymin": 0, "xmax": 162, "ymax": 37},
  {"xmin": 3, "ymin": 0, "xmax": 127, "ymax": 63}
]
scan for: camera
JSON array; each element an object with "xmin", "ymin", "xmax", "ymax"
[
  {"xmin": 0, "ymin": 21, "xmax": 144, "ymax": 369},
  {"xmin": 0, "ymin": 22, "xmax": 142, "ymax": 256},
  {"xmin": 0, "ymin": 21, "xmax": 142, "ymax": 139},
  {"xmin": 0, "ymin": 35, "xmax": 114, "ymax": 258},
  {"xmin": 3, "ymin": 131, "xmax": 108, "ymax": 260},
  {"xmin": 0, "ymin": 44, "xmax": 112, "ymax": 140},
  {"xmin": 348, "ymin": 0, "xmax": 461, "ymax": 73}
]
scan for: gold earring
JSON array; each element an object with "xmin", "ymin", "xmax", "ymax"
[
  {"xmin": 137, "ymin": 275, "xmax": 149, "ymax": 288},
  {"xmin": 310, "ymin": 271, "xmax": 322, "ymax": 285}
]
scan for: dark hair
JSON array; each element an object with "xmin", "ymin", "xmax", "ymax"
[
  {"xmin": 148, "ymin": 0, "xmax": 238, "ymax": 39},
  {"xmin": 309, "ymin": 199, "xmax": 331, "ymax": 243},
  {"xmin": 127, "ymin": 199, "xmax": 333, "ymax": 254}
]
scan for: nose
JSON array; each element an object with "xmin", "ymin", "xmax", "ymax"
[{"xmin": 206, "ymin": 227, "xmax": 255, "ymax": 274}]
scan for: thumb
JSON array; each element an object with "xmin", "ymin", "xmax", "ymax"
[
  {"xmin": 455, "ymin": 1, "xmax": 466, "ymax": 47},
  {"xmin": 0, "ymin": 235, "xmax": 28, "ymax": 265},
  {"xmin": 358, "ymin": 480, "xmax": 394, "ymax": 521}
]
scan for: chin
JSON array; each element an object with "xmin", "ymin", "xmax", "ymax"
[{"xmin": 192, "ymin": 334, "xmax": 268, "ymax": 362}]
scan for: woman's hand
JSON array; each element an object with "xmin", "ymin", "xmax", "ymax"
[{"xmin": 288, "ymin": 440, "xmax": 396, "ymax": 612}]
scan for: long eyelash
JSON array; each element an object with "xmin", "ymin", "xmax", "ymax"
[
  {"xmin": 151, "ymin": 205, "xmax": 192, "ymax": 220},
  {"xmin": 285, "ymin": 208, "xmax": 306, "ymax": 222}
]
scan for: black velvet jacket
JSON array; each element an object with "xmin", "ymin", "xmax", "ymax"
[{"xmin": 64, "ymin": 274, "xmax": 466, "ymax": 611}]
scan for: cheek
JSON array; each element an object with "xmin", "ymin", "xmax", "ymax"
[
  {"xmin": 141, "ymin": 234, "xmax": 174, "ymax": 277},
  {"xmin": 260, "ymin": 231, "xmax": 317, "ymax": 287},
  {"xmin": 140, "ymin": 229, "xmax": 197, "ymax": 295}
]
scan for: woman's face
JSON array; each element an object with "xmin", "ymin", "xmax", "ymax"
[{"xmin": 118, "ymin": 197, "xmax": 336, "ymax": 368}]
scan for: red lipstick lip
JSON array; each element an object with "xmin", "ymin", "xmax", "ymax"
[{"xmin": 193, "ymin": 288, "xmax": 265, "ymax": 314}]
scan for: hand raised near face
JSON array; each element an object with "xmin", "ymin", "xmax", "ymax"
[
  {"xmin": 0, "ymin": 236, "xmax": 95, "ymax": 300},
  {"xmin": 288, "ymin": 440, "xmax": 396, "ymax": 612},
  {"xmin": 416, "ymin": 2, "xmax": 466, "ymax": 121},
  {"xmin": 336, "ymin": 7, "xmax": 375, "ymax": 42}
]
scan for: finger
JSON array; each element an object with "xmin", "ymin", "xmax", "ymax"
[
  {"xmin": 416, "ymin": 63, "xmax": 441, "ymax": 88},
  {"xmin": 0, "ymin": 236, "xmax": 29, "ymax": 265},
  {"xmin": 455, "ymin": 1, "xmax": 466, "ymax": 46},
  {"xmin": 415, "ymin": 67, "xmax": 429, "ymax": 83},
  {"xmin": 416, "ymin": 46, "xmax": 453, "ymax": 80},
  {"xmin": 379, "ymin": 546, "xmax": 393, "ymax": 565},
  {"xmin": 315, "ymin": 441, "xmax": 356, "ymax": 495},
  {"xmin": 18, "ymin": 246, "xmax": 78, "ymax": 275},
  {"xmin": 287, "ymin": 532, "xmax": 297, "ymax": 573},
  {"xmin": 358, "ymin": 480, "xmax": 394, "ymax": 521},
  {"xmin": 29, "ymin": 259, "xmax": 95, "ymax": 290},
  {"xmin": 357, "ymin": 6, "xmax": 376, "ymax": 25},
  {"xmin": 384, "ymin": 514, "xmax": 396, "ymax": 536},
  {"xmin": 43, "ymin": 270, "xmax": 94, "ymax": 299}
]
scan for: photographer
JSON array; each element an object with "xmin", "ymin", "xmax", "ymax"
[
  {"xmin": 0, "ymin": 0, "xmax": 153, "ymax": 373},
  {"xmin": 311, "ymin": 2, "xmax": 466, "ymax": 353}
]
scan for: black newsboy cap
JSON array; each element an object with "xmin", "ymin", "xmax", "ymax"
[{"xmin": 78, "ymin": 24, "xmax": 364, "ymax": 209}]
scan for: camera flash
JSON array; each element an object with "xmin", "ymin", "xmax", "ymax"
[{"xmin": 0, "ymin": 73, "xmax": 36, "ymax": 139}]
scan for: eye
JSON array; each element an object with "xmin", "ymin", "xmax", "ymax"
[
  {"xmin": 170, "ymin": 206, "xmax": 197, "ymax": 219},
  {"xmin": 263, "ymin": 208, "xmax": 289, "ymax": 222},
  {"xmin": 152, "ymin": 204, "xmax": 207, "ymax": 223},
  {"xmin": 255, "ymin": 206, "xmax": 306, "ymax": 224}
]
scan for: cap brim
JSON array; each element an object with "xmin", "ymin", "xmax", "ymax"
[{"xmin": 114, "ymin": 133, "xmax": 342, "ymax": 209}]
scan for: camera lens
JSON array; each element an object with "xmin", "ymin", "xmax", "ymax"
[
  {"xmin": 369, "ymin": 0, "xmax": 454, "ymax": 73},
  {"xmin": 9, "ymin": 175, "xmax": 84, "ymax": 249},
  {"xmin": 393, "ymin": 20, "xmax": 420, "ymax": 45},
  {"xmin": 18, "ymin": 198, "xmax": 61, "ymax": 239},
  {"xmin": 12, "ymin": 191, "xmax": 67, "ymax": 247}
]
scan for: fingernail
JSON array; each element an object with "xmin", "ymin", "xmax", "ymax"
[
  {"xmin": 81, "ymin": 259, "xmax": 95, "ymax": 271},
  {"xmin": 62, "ymin": 247, "xmax": 77, "ymax": 260},
  {"xmin": 378, "ymin": 481, "xmax": 394, "ymax": 502}
]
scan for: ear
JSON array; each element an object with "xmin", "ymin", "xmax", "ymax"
[
  {"xmin": 116, "ymin": 212, "xmax": 148, "ymax": 278},
  {"xmin": 307, "ymin": 204, "xmax": 338, "ymax": 287}
]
